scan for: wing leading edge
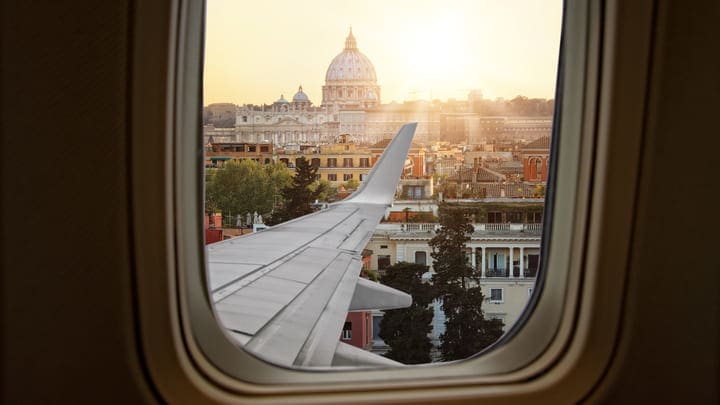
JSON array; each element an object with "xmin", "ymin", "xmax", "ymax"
[{"xmin": 207, "ymin": 123, "xmax": 418, "ymax": 367}]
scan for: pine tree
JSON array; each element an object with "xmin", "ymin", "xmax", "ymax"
[
  {"xmin": 378, "ymin": 262, "xmax": 435, "ymax": 364},
  {"xmin": 270, "ymin": 157, "xmax": 325, "ymax": 224},
  {"xmin": 429, "ymin": 207, "xmax": 504, "ymax": 361}
]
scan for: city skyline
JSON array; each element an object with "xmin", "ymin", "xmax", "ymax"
[{"xmin": 204, "ymin": 0, "xmax": 563, "ymax": 105}]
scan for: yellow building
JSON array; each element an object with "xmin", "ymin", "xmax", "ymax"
[{"xmin": 275, "ymin": 136, "xmax": 373, "ymax": 185}]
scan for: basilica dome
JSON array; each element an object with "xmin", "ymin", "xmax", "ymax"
[
  {"xmin": 292, "ymin": 85, "xmax": 310, "ymax": 102},
  {"xmin": 322, "ymin": 28, "xmax": 381, "ymax": 110},
  {"xmin": 324, "ymin": 30, "xmax": 377, "ymax": 83}
]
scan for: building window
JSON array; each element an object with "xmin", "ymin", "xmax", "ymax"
[
  {"xmin": 536, "ymin": 158, "xmax": 542, "ymax": 180},
  {"xmin": 488, "ymin": 212, "xmax": 502, "ymax": 223},
  {"xmin": 415, "ymin": 251, "xmax": 427, "ymax": 266},
  {"xmin": 248, "ymin": 145, "xmax": 256, "ymax": 152},
  {"xmin": 260, "ymin": 146, "xmax": 269, "ymax": 152},
  {"xmin": 377, "ymin": 255, "xmax": 391, "ymax": 270},
  {"xmin": 508, "ymin": 211, "xmax": 523, "ymax": 223},
  {"xmin": 343, "ymin": 173, "xmax": 353, "ymax": 181},
  {"xmin": 343, "ymin": 158, "xmax": 354, "ymax": 167},
  {"xmin": 341, "ymin": 322, "xmax": 352, "ymax": 340},
  {"xmin": 489, "ymin": 288, "xmax": 504, "ymax": 302},
  {"xmin": 359, "ymin": 158, "xmax": 370, "ymax": 167},
  {"xmin": 527, "ymin": 254, "xmax": 540, "ymax": 277},
  {"xmin": 328, "ymin": 174, "xmax": 337, "ymax": 181},
  {"xmin": 529, "ymin": 211, "xmax": 543, "ymax": 223},
  {"xmin": 327, "ymin": 158, "xmax": 337, "ymax": 167},
  {"xmin": 311, "ymin": 158, "xmax": 321, "ymax": 168},
  {"xmin": 264, "ymin": 158, "xmax": 270, "ymax": 164},
  {"xmin": 380, "ymin": 245, "xmax": 388, "ymax": 249}
]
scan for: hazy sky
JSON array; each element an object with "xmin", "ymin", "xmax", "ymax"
[{"xmin": 204, "ymin": 0, "xmax": 562, "ymax": 105}]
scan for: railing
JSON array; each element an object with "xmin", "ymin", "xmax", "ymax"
[
  {"xmin": 485, "ymin": 269, "xmax": 507, "ymax": 278},
  {"xmin": 523, "ymin": 267, "xmax": 538, "ymax": 278},
  {"xmin": 484, "ymin": 223, "xmax": 510, "ymax": 231},
  {"xmin": 403, "ymin": 223, "xmax": 439, "ymax": 232},
  {"xmin": 376, "ymin": 222, "xmax": 542, "ymax": 234}
]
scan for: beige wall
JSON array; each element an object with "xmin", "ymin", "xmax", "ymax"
[{"xmin": 480, "ymin": 280, "xmax": 536, "ymax": 331}]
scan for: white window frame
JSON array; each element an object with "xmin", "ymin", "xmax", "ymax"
[{"xmin": 489, "ymin": 288, "xmax": 504, "ymax": 303}]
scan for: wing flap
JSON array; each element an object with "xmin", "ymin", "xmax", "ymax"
[
  {"xmin": 349, "ymin": 277, "xmax": 412, "ymax": 311},
  {"xmin": 332, "ymin": 342, "xmax": 403, "ymax": 367}
]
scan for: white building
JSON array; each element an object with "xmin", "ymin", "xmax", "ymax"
[{"xmin": 366, "ymin": 221, "xmax": 541, "ymax": 348}]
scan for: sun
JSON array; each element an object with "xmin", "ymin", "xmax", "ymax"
[{"xmin": 398, "ymin": 16, "xmax": 469, "ymax": 98}]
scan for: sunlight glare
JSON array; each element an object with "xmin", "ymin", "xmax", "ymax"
[{"xmin": 397, "ymin": 15, "xmax": 468, "ymax": 100}]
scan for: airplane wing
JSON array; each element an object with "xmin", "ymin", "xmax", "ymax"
[{"xmin": 207, "ymin": 123, "xmax": 417, "ymax": 368}]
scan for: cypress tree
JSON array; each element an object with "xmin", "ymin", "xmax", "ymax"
[
  {"xmin": 378, "ymin": 262, "xmax": 435, "ymax": 364},
  {"xmin": 270, "ymin": 157, "xmax": 324, "ymax": 224},
  {"xmin": 429, "ymin": 207, "xmax": 504, "ymax": 361}
]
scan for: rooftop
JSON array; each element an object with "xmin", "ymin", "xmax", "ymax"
[{"xmin": 522, "ymin": 136, "xmax": 551, "ymax": 150}]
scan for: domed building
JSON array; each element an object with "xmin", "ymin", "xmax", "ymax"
[
  {"xmin": 291, "ymin": 85, "xmax": 311, "ymax": 109},
  {"xmin": 322, "ymin": 28, "xmax": 381, "ymax": 110},
  {"xmin": 230, "ymin": 29, "xmax": 393, "ymax": 146}
]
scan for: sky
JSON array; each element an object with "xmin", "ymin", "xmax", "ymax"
[{"xmin": 203, "ymin": 0, "xmax": 563, "ymax": 106}]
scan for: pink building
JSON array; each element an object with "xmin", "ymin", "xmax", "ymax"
[{"xmin": 340, "ymin": 250, "xmax": 375, "ymax": 349}]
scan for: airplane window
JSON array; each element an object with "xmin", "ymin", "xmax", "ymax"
[{"xmin": 202, "ymin": 0, "xmax": 561, "ymax": 370}]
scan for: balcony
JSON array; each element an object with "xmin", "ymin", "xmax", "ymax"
[
  {"xmin": 523, "ymin": 267, "xmax": 538, "ymax": 278},
  {"xmin": 485, "ymin": 269, "xmax": 507, "ymax": 278}
]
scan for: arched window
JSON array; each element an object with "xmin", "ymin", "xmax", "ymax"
[{"xmin": 536, "ymin": 157, "xmax": 543, "ymax": 180}]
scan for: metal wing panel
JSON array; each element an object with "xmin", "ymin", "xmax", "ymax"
[{"xmin": 244, "ymin": 252, "xmax": 355, "ymax": 366}]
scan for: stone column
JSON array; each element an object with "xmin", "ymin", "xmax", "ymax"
[
  {"xmin": 481, "ymin": 247, "xmax": 486, "ymax": 278},
  {"xmin": 520, "ymin": 247, "xmax": 525, "ymax": 278},
  {"xmin": 509, "ymin": 246, "xmax": 514, "ymax": 278},
  {"xmin": 471, "ymin": 247, "xmax": 477, "ymax": 271}
]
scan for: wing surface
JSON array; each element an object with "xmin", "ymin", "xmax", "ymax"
[{"xmin": 207, "ymin": 123, "xmax": 417, "ymax": 367}]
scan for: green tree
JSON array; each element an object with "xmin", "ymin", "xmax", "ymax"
[
  {"xmin": 205, "ymin": 160, "xmax": 291, "ymax": 224},
  {"xmin": 271, "ymin": 157, "xmax": 325, "ymax": 223},
  {"xmin": 378, "ymin": 262, "xmax": 435, "ymax": 364},
  {"xmin": 533, "ymin": 184, "xmax": 546, "ymax": 198},
  {"xmin": 309, "ymin": 179, "xmax": 337, "ymax": 202},
  {"xmin": 264, "ymin": 162, "xmax": 293, "ymax": 212},
  {"xmin": 429, "ymin": 207, "xmax": 504, "ymax": 361},
  {"xmin": 344, "ymin": 178, "xmax": 360, "ymax": 190}
]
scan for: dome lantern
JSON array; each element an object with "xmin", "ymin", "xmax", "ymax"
[{"xmin": 344, "ymin": 27, "xmax": 357, "ymax": 51}]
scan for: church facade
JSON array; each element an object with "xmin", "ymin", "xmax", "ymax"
[{"xmin": 234, "ymin": 28, "xmax": 383, "ymax": 145}]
